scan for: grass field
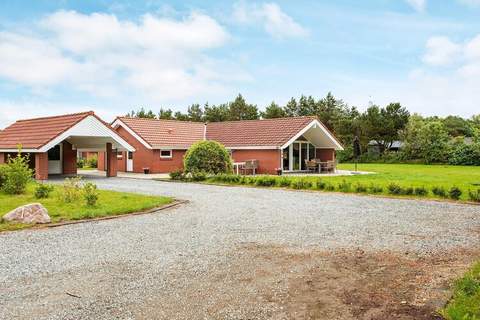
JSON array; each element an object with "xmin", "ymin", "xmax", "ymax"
[{"xmin": 0, "ymin": 183, "xmax": 173, "ymax": 232}]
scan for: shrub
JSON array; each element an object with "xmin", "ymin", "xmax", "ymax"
[
  {"xmin": 191, "ymin": 171, "xmax": 207, "ymax": 182},
  {"xmin": 0, "ymin": 165, "xmax": 7, "ymax": 188},
  {"xmin": 315, "ymin": 179, "xmax": 326, "ymax": 190},
  {"xmin": 169, "ymin": 170, "xmax": 185, "ymax": 181},
  {"xmin": 387, "ymin": 183, "xmax": 403, "ymax": 195},
  {"xmin": 414, "ymin": 186, "xmax": 428, "ymax": 196},
  {"xmin": 325, "ymin": 183, "xmax": 335, "ymax": 191},
  {"xmin": 468, "ymin": 189, "xmax": 480, "ymax": 202},
  {"xmin": 86, "ymin": 155, "xmax": 98, "ymax": 168},
  {"xmin": 354, "ymin": 183, "xmax": 368, "ymax": 193},
  {"xmin": 184, "ymin": 141, "xmax": 232, "ymax": 175},
  {"xmin": 255, "ymin": 176, "xmax": 277, "ymax": 187},
  {"xmin": 449, "ymin": 187, "xmax": 463, "ymax": 200},
  {"xmin": 61, "ymin": 177, "xmax": 82, "ymax": 203},
  {"xmin": 34, "ymin": 183, "xmax": 54, "ymax": 199},
  {"xmin": 448, "ymin": 142, "xmax": 480, "ymax": 166},
  {"xmin": 77, "ymin": 158, "xmax": 85, "ymax": 168},
  {"xmin": 369, "ymin": 184, "xmax": 383, "ymax": 193},
  {"xmin": 2, "ymin": 152, "xmax": 34, "ymax": 195},
  {"xmin": 432, "ymin": 186, "xmax": 447, "ymax": 198},
  {"xmin": 83, "ymin": 182, "xmax": 99, "ymax": 206},
  {"xmin": 338, "ymin": 180, "xmax": 352, "ymax": 192},
  {"xmin": 291, "ymin": 179, "xmax": 312, "ymax": 190},
  {"xmin": 403, "ymin": 187, "xmax": 414, "ymax": 195},
  {"xmin": 278, "ymin": 177, "xmax": 291, "ymax": 187}
]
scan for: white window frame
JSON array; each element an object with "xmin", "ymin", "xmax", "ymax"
[{"xmin": 160, "ymin": 149, "xmax": 173, "ymax": 159}]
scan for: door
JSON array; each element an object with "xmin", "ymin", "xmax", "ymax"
[
  {"xmin": 48, "ymin": 144, "xmax": 62, "ymax": 174},
  {"xmin": 126, "ymin": 151, "xmax": 133, "ymax": 172}
]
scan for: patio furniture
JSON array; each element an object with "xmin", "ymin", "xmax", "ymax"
[
  {"xmin": 324, "ymin": 160, "xmax": 336, "ymax": 173},
  {"xmin": 233, "ymin": 162, "xmax": 246, "ymax": 175},
  {"xmin": 241, "ymin": 160, "xmax": 259, "ymax": 175},
  {"xmin": 305, "ymin": 160, "xmax": 318, "ymax": 173}
]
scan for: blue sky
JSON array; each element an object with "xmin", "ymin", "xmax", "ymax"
[{"xmin": 0, "ymin": 0, "xmax": 479, "ymax": 127}]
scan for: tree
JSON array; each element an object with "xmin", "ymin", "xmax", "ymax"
[
  {"xmin": 297, "ymin": 95, "xmax": 317, "ymax": 116},
  {"xmin": 174, "ymin": 111, "xmax": 189, "ymax": 121},
  {"xmin": 262, "ymin": 101, "xmax": 286, "ymax": 119},
  {"xmin": 284, "ymin": 98, "xmax": 299, "ymax": 117},
  {"xmin": 158, "ymin": 108, "xmax": 174, "ymax": 120},
  {"xmin": 228, "ymin": 94, "xmax": 259, "ymax": 120},
  {"xmin": 204, "ymin": 103, "xmax": 229, "ymax": 122},
  {"xmin": 442, "ymin": 115, "xmax": 473, "ymax": 137},
  {"xmin": 187, "ymin": 103, "xmax": 204, "ymax": 122},
  {"xmin": 183, "ymin": 141, "xmax": 233, "ymax": 174},
  {"xmin": 416, "ymin": 121, "xmax": 450, "ymax": 164},
  {"xmin": 401, "ymin": 114, "xmax": 425, "ymax": 159},
  {"xmin": 128, "ymin": 107, "xmax": 156, "ymax": 119}
]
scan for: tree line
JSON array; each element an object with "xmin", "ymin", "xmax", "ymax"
[{"xmin": 126, "ymin": 93, "xmax": 480, "ymax": 165}]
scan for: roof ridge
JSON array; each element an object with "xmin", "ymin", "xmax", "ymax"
[
  {"xmin": 206, "ymin": 116, "xmax": 317, "ymax": 125},
  {"xmin": 16, "ymin": 111, "xmax": 94, "ymax": 123},
  {"xmin": 118, "ymin": 116, "xmax": 205, "ymax": 125}
]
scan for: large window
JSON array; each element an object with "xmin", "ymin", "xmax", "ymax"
[
  {"xmin": 282, "ymin": 141, "xmax": 316, "ymax": 171},
  {"xmin": 160, "ymin": 149, "xmax": 172, "ymax": 159},
  {"xmin": 48, "ymin": 145, "xmax": 61, "ymax": 161}
]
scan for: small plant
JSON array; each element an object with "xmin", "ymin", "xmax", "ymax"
[
  {"xmin": 77, "ymin": 158, "xmax": 85, "ymax": 168},
  {"xmin": 278, "ymin": 177, "xmax": 291, "ymax": 187},
  {"xmin": 387, "ymin": 183, "xmax": 403, "ymax": 195},
  {"xmin": 61, "ymin": 176, "xmax": 82, "ymax": 203},
  {"xmin": 448, "ymin": 187, "xmax": 462, "ymax": 200},
  {"xmin": 83, "ymin": 182, "xmax": 99, "ymax": 206},
  {"xmin": 191, "ymin": 171, "xmax": 207, "ymax": 182},
  {"xmin": 34, "ymin": 183, "xmax": 54, "ymax": 199},
  {"xmin": 2, "ymin": 150, "xmax": 34, "ymax": 195},
  {"xmin": 414, "ymin": 186, "xmax": 428, "ymax": 197},
  {"xmin": 369, "ymin": 184, "xmax": 383, "ymax": 193},
  {"xmin": 291, "ymin": 179, "xmax": 312, "ymax": 190},
  {"xmin": 315, "ymin": 179, "xmax": 326, "ymax": 190},
  {"xmin": 0, "ymin": 165, "xmax": 7, "ymax": 188},
  {"xmin": 169, "ymin": 170, "xmax": 185, "ymax": 180},
  {"xmin": 337, "ymin": 180, "xmax": 352, "ymax": 192},
  {"xmin": 354, "ymin": 183, "xmax": 368, "ymax": 193},
  {"xmin": 403, "ymin": 187, "xmax": 414, "ymax": 195},
  {"xmin": 432, "ymin": 186, "xmax": 447, "ymax": 198},
  {"xmin": 86, "ymin": 155, "xmax": 98, "ymax": 168},
  {"xmin": 468, "ymin": 189, "xmax": 480, "ymax": 202},
  {"xmin": 255, "ymin": 176, "xmax": 277, "ymax": 187},
  {"xmin": 325, "ymin": 183, "xmax": 335, "ymax": 191}
]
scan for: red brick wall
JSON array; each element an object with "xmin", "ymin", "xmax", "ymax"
[
  {"xmin": 231, "ymin": 149, "xmax": 281, "ymax": 175},
  {"xmin": 62, "ymin": 141, "xmax": 77, "ymax": 175},
  {"xmin": 98, "ymin": 152, "xmax": 105, "ymax": 171},
  {"xmin": 35, "ymin": 153, "xmax": 48, "ymax": 180},
  {"xmin": 0, "ymin": 152, "xmax": 4, "ymax": 164},
  {"xmin": 150, "ymin": 149, "xmax": 186, "ymax": 173},
  {"xmin": 117, "ymin": 151, "xmax": 126, "ymax": 172},
  {"xmin": 316, "ymin": 148, "xmax": 335, "ymax": 162}
]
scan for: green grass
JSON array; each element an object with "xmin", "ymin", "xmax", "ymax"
[
  {"xmin": 204, "ymin": 163, "xmax": 480, "ymax": 202},
  {"xmin": 0, "ymin": 183, "xmax": 173, "ymax": 232},
  {"xmin": 441, "ymin": 262, "xmax": 480, "ymax": 320}
]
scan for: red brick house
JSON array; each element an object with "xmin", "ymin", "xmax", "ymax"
[
  {"xmin": 98, "ymin": 116, "xmax": 343, "ymax": 175},
  {"xmin": 0, "ymin": 111, "xmax": 134, "ymax": 180}
]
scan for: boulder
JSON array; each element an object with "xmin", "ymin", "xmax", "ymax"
[{"xmin": 3, "ymin": 203, "xmax": 51, "ymax": 224}]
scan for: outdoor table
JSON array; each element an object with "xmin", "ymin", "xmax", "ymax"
[{"xmin": 233, "ymin": 162, "xmax": 246, "ymax": 175}]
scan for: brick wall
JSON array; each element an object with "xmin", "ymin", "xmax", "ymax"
[
  {"xmin": 62, "ymin": 141, "xmax": 77, "ymax": 175},
  {"xmin": 231, "ymin": 149, "xmax": 281, "ymax": 175},
  {"xmin": 35, "ymin": 153, "xmax": 48, "ymax": 180},
  {"xmin": 315, "ymin": 148, "xmax": 335, "ymax": 162},
  {"xmin": 0, "ymin": 152, "xmax": 4, "ymax": 164}
]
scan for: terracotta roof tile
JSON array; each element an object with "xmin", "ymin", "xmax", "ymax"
[
  {"xmin": 206, "ymin": 116, "xmax": 317, "ymax": 147},
  {"xmin": 0, "ymin": 111, "xmax": 93, "ymax": 149},
  {"xmin": 117, "ymin": 117, "xmax": 205, "ymax": 149}
]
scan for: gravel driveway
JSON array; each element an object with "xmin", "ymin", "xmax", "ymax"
[{"xmin": 1, "ymin": 177, "xmax": 479, "ymax": 319}]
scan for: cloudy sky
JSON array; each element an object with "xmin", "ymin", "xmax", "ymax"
[{"xmin": 0, "ymin": 0, "xmax": 479, "ymax": 127}]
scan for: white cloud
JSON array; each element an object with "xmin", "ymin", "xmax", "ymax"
[
  {"xmin": 232, "ymin": 2, "xmax": 308, "ymax": 39},
  {"xmin": 405, "ymin": 0, "xmax": 426, "ymax": 12},
  {"xmin": 422, "ymin": 36, "xmax": 462, "ymax": 66},
  {"xmin": 0, "ymin": 10, "xmax": 248, "ymax": 103}
]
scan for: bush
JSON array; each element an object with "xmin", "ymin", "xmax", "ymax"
[
  {"xmin": 61, "ymin": 177, "xmax": 82, "ymax": 203},
  {"xmin": 86, "ymin": 155, "xmax": 98, "ymax": 168},
  {"xmin": 278, "ymin": 177, "xmax": 291, "ymax": 187},
  {"xmin": 369, "ymin": 184, "xmax": 383, "ymax": 193},
  {"xmin": 77, "ymin": 158, "xmax": 85, "ymax": 168},
  {"xmin": 291, "ymin": 179, "xmax": 312, "ymax": 190},
  {"xmin": 0, "ymin": 165, "xmax": 7, "ymax": 188},
  {"xmin": 315, "ymin": 179, "xmax": 326, "ymax": 190},
  {"xmin": 449, "ymin": 187, "xmax": 463, "ymax": 200},
  {"xmin": 338, "ymin": 180, "xmax": 352, "ymax": 192},
  {"xmin": 184, "ymin": 141, "xmax": 232, "ymax": 175},
  {"xmin": 387, "ymin": 183, "xmax": 403, "ymax": 195},
  {"xmin": 83, "ymin": 182, "xmax": 99, "ymax": 206},
  {"xmin": 169, "ymin": 170, "xmax": 185, "ymax": 180},
  {"xmin": 448, "ymin": 143, "xmax": 480, "ymax": 166},
  {"xmin": 432, "ymin": 186, "xmax": 448, "ymax": 198},
  {"xmin": 414, "ymin": 186, "xmax": 428, "ymax": 196},
  {"xmin": 325, "ymin": 183, "xmax": 335, "ymax": 191},
  {"xmin": 354, "ymin": 183, "xmax": 368, "ymax": 193},
  {"xmin": 255, "ymin": 176, "xmax": 277, "ymax": 187},
  {"xmin": 2, "ymin": 152, "xmax": 34, "ymax": 195},
  {"xmin": 403, "ymin": 187, "xmax": 414, "ymax": 195},
  {"xmin": 468, "ymin": 189, "xmax": 480, "ymax": 202},
  {"xmin": 34, "ymin": 183, "xmax": 54, "ymax": 199},
  {"xmin": 191, "ymin": 171, "xmax": 207, "ymax": 182}
]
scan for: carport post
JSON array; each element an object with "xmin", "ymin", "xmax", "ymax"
[
  {"xmin": 106, "ymin": 142, "xmax": 117, "ymax": 177},
  {"xmin": 35, "ymin": 152, "xmax": 49, "ymax": 180}
]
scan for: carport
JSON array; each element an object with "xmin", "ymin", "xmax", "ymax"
[{"xmin": 0, "ymin": 111, "xmax": 135, "ymax": 180}]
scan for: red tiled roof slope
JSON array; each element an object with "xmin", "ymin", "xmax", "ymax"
[
  {"xmin": 117, "ymin": 117, "xmax": 205, "ymax": 148},
  {"xmin": 206, "ymin": 116, "xmax": 316, "ymax": 147},
  {"xmin": 0, "ymin": 111, "xmax": 93, "ymax": 149}
]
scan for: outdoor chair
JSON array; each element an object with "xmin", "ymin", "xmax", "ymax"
[
  {"xmin": 325, "ymin": 160, "xmax": 336, "ymax": 173},
  {"xmin": 305, "ymin": 160, "xmax": 318, "ymax": 173},
  {"xmin": 241, "ymin": 160, "xmax": 259, "ymax": 175}
]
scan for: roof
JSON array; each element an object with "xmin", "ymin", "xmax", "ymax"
[
  {"xmin": 206, "ymin": 116, "xmax": 317, "ymax": 147},
  {"xmin": 0, "ymin": 111, "xmax": 94, "ymax": 149},
  {"xmin": 115, "ymin": 117, "xmax": 205, "ymax": 149}
]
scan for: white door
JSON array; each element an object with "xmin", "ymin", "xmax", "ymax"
[
  {"xmin": 126, "ymin": 152, "xmax": 133, "ymax": 172},
  {"xmin": 48, "ymin": 144, "xmax": 62, "ymax": 174}
]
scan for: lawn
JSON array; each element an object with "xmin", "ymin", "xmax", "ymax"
[
  {"xmin": 204, "ymin": 163, "xmax": 480, "ymax": 202},
  {"xmin": 441, "ymin": 261, "xmax": 480, "ymax": 320},
  {"xmin": 0, "ymin": 183, "xmax": 173, "ymax": 232}
]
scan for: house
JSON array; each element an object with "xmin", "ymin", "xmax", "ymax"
[
  {"xmin": 0, "ymin": 111, "xmax": 134, "ymax": 180},
  {"xmin": 98, "ymin": 116, "xmax": 343, "ymax": 175}
]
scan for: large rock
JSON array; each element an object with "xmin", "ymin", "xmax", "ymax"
[{"xmin": 3, "ymin": 203, "xmax": 51, "ymax": 224}]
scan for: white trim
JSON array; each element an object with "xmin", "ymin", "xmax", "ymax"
[
  {"xmin": 280, "ymin": 120, "xmax": 344, "ymax": 151},
  {"xmin": 151, "ymin": 146, "xmax": 189, "ymax": 150},
  {"xmin": 39, "ymin": 116, "xmax": 135, "ymax": 152},
  {"xmin": 203, "ymin": 123, "xmax": 207, "ymax": 141},
  {"xmin": 112, "ymin": 118, "xmax": 152, "ymax": 150},
  {"xmin": 160, "ymin": 149, "xmax": 173, "ymax": 159},
  {"xmin": 0, "ymin": 148, "xmax": 38, "ymax": 153},
  {"xmin": 226, "ymin": 146, "xmax": 279, "ymax": 150}
]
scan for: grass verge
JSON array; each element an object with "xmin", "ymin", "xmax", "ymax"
[
  {"xmin": 441, "ymin": 262, "xmax": 480, "ymax": 320},
  {"xmin": 0, "ymin": 183, "xmax": 173, "ymax": 232}
]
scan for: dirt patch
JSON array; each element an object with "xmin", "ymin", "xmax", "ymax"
[{"xmin": 138, "ymin": 244, "xmax": 479, "ymax": 320}]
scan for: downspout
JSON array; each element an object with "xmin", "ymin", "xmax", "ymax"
[{"xmin": 203, "ymin": 122, "xmax": 207, "ymax": 141}]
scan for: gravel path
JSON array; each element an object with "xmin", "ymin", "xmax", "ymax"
[{"xmin": 1, "ymin": 177, "xmax": 479, "ymax": 319}]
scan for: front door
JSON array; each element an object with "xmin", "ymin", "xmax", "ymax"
[
  {"xmin": 48, "ymin": 144, "xmax": 62, "ymax": 174},
  {"xmin": 126, "ymin": 151, "xmax": 133, "ymax": 172}
]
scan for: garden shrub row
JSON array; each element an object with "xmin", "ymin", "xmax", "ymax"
[{"xmin": 204, "ymin": 174, "xmax": 480, "ymax": 203}]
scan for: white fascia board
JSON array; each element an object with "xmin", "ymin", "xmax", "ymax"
[
  {"xmin": 280, "ymin": 120, "xmax": 344, "ymax": 151},
  {"xmin": 111, "ymin": 119, "xmax": 152, "ymax": 150},
  {"xmin": 39, "ymin": 116, "xmax": 135, "ymax": 152},
  {"xmin": 0, "ymin": 148, "xmax": 39, "ymax": 153},
  {"xmin": 226, "ymin": 146, "xmax": 279, "ymax": 150}
]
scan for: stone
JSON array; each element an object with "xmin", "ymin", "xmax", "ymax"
[{"xmin": 3, "ymin": 203, "xmax": 51, "ymax": 224}]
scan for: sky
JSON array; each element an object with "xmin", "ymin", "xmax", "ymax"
[{"xmin": 0, "ymin": 0, "xmax": 479, "ymax": 128}]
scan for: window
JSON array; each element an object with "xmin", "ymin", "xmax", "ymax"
[
  {"xmin": 48, "ymin": 144, "xmax": 61, "ymax": 161},
  {"xmin": 160, "ymin": 149, "xmax": 172, "ymax": 159}
]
